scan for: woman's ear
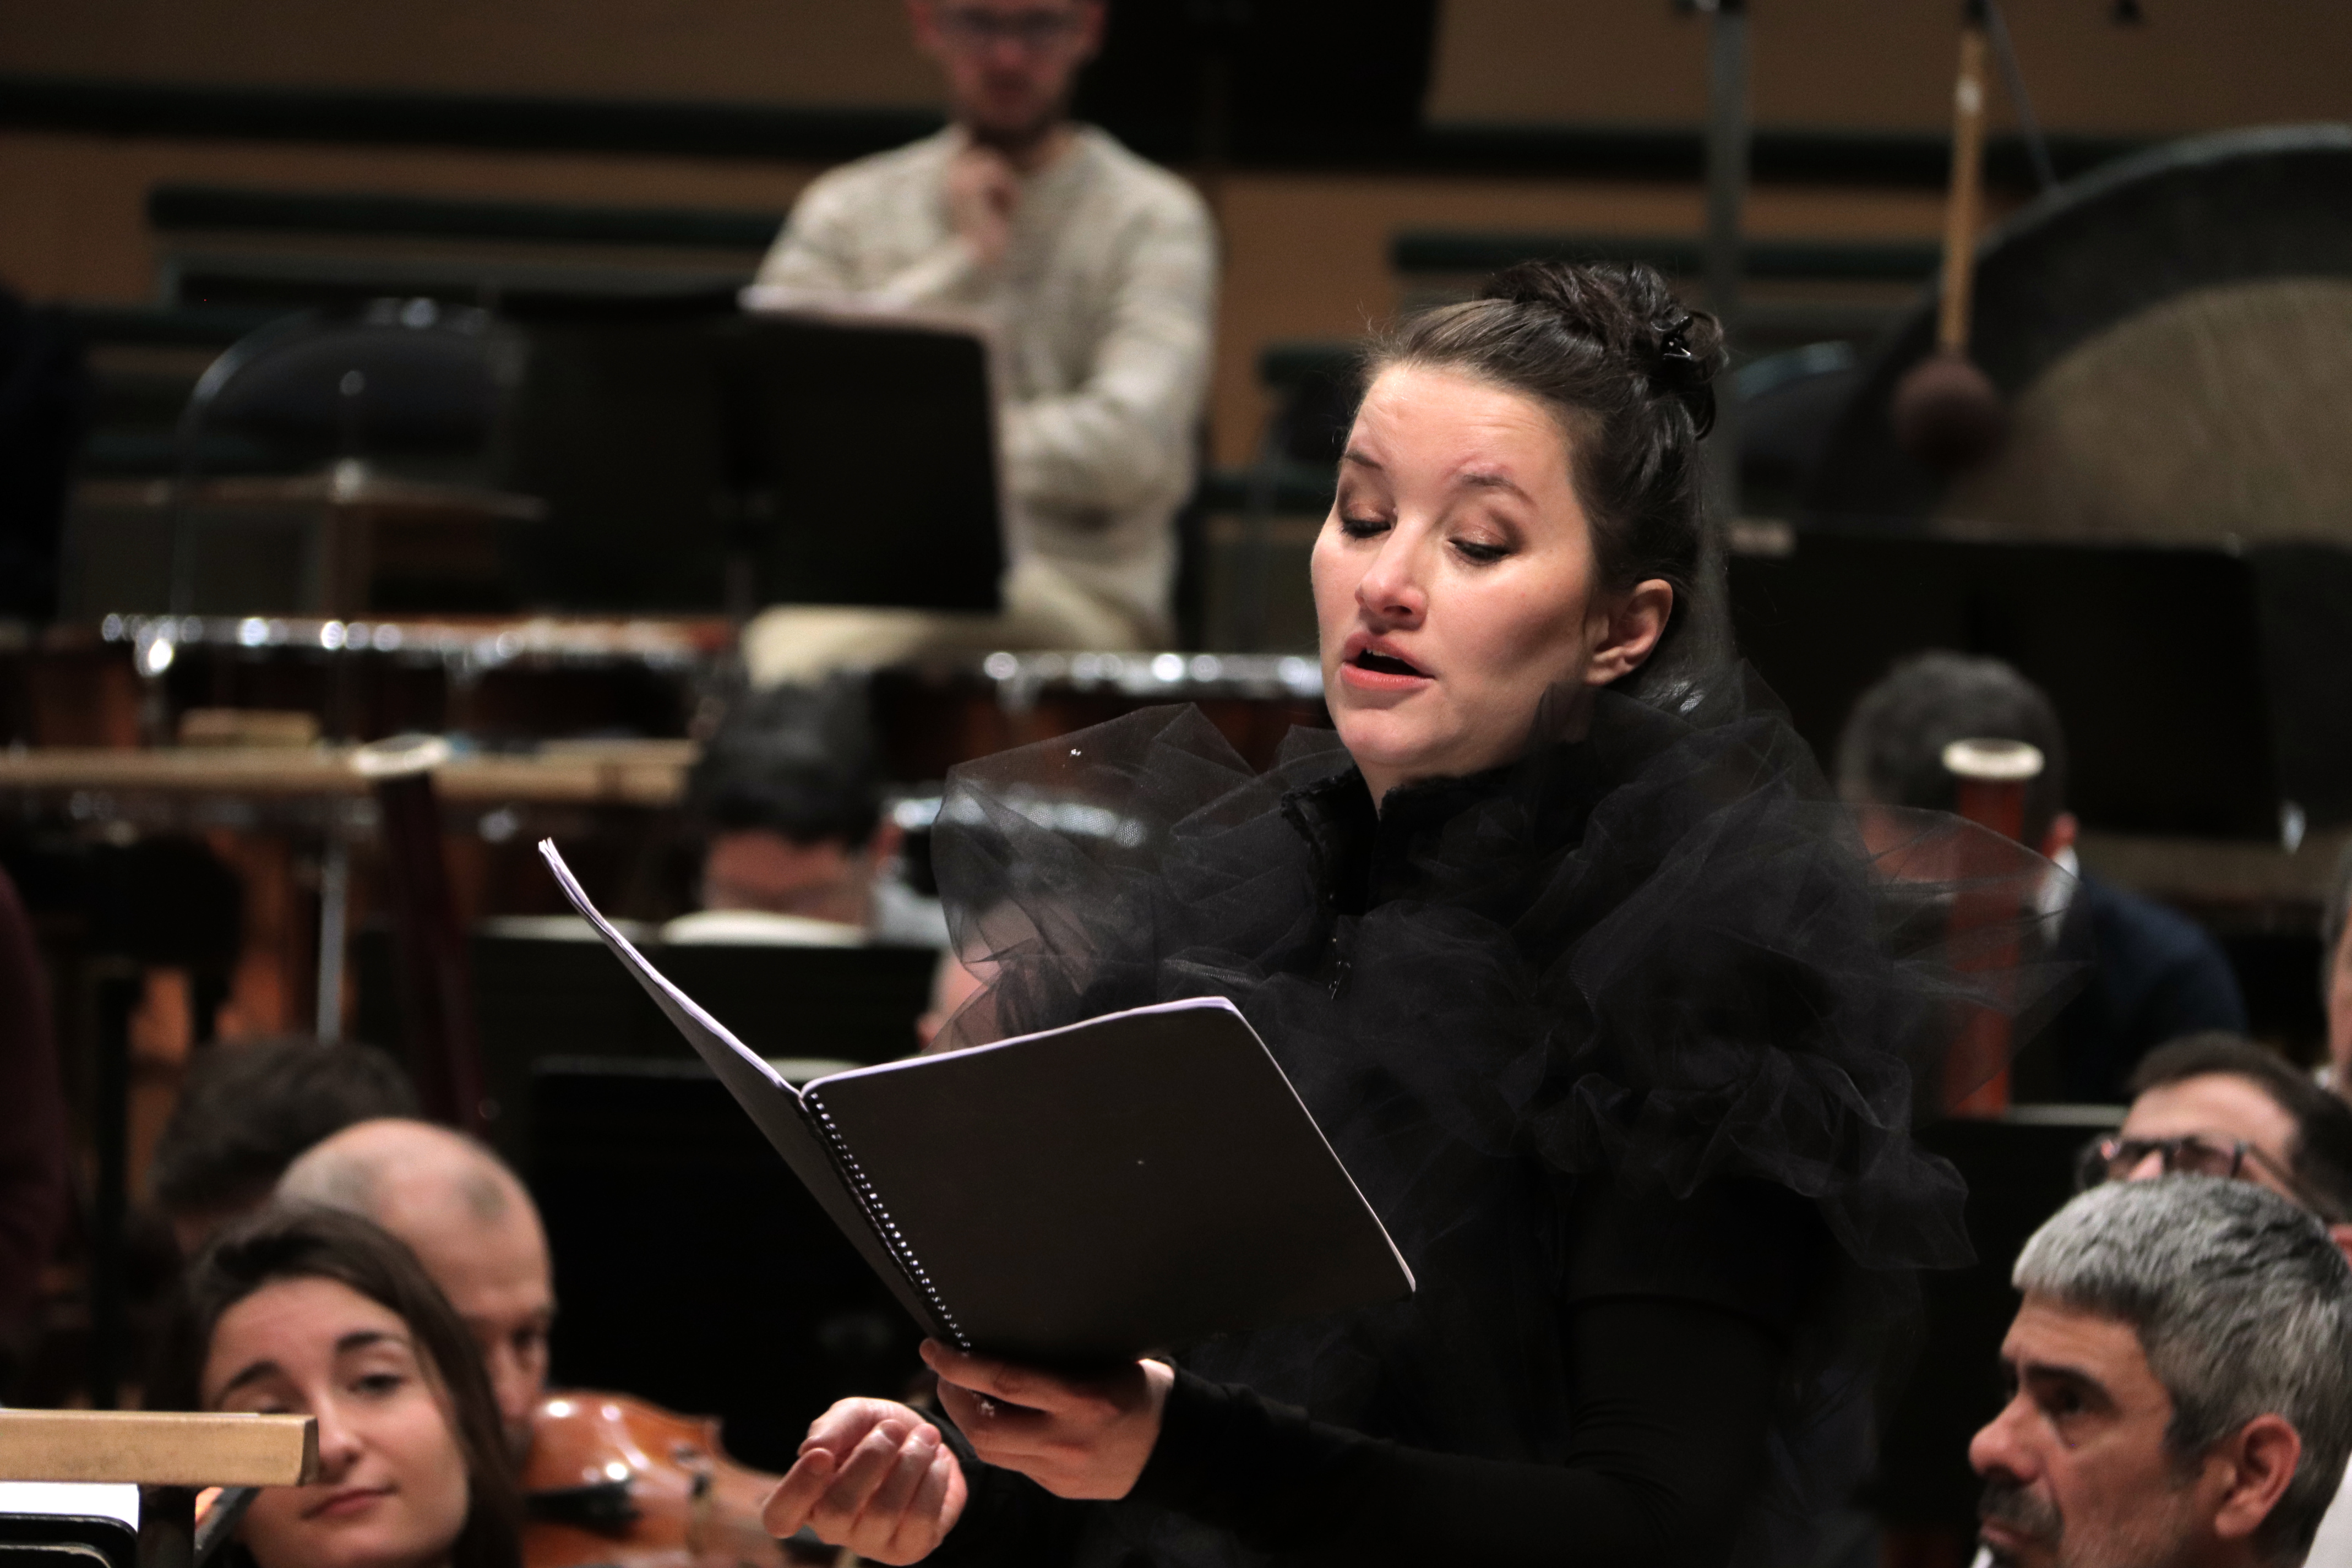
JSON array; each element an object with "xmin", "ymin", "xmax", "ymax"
[{"xmin": 1583, "ymin": 580, "xmax": 1674, "ymax": 687}]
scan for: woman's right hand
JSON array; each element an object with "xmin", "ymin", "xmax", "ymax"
[{"xmin": 760, "ymin": 1398, "xmax": 966, "ymax": 1566}]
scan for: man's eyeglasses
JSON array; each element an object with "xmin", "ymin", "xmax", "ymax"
[
  {"xmin": 935, "ymin": 7, "xmax": 1084, "ymax": 53},
  {"xmin": 2078, "ymin": 1133, "xmax": 2341, "ymax": 1221}
]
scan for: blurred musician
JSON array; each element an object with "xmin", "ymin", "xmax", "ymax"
[
  {"xmin": 1837, "ymin": 651, "xmax": 2247, "ymax": 1103},
  {"xmin": 745, "ymin": 0, "xmax": 1217, "ymax": 678},
  {"xmin": 149, "ymin": 1036, "xmax": 420, "ymax": 1256},
  {"xmin": 280, "ymin": 1119, "xmax": 554, "ymax": 1461},
  {"xmin": 662, "ymin": 681, "xmax": 944, "ymax": 949},
  {"xmin": 2079, "ymin": 1033, "xmax": 2352, "ymax": 1568},
  {"xmin": 276, "ymin": 1121, "xmax": 815, "ymax": 1568}
]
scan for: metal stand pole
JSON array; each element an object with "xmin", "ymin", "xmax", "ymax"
[
  {"xmin": 90, "ymin": 962, "xmax": 140, "ymax": 1411},
  {"xmin": 1233, "ymin": 429, "xmax": 1280, "ymax": 653},
  {"xmin": 1702, "ymin": 0, "xmax": 1750, "ymax": 524},
  {"xmin": 356, "ymin": 737, "xmax": 486, "ymax": 1136},
  {"xmin": 140, "ymin": 1485, "xmax": 196, "ymax": 1568},
  {"xmin": 314, "ymin": 835, "xmax": 350, "ymax": 1043}
]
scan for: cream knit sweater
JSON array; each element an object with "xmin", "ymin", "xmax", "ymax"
[{"xmin": 756, "ymin": 124, "xmax": 1218, "ymax": 640}]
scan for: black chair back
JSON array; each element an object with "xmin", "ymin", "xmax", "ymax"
[{"xmin": 181, "ymin": 297, "xmax": 517, "ymax": 477}]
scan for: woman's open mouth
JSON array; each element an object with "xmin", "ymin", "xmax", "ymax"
[
  {"xmin": 1354, "ymin": 650, "xmax": 1421, "ymax": 676},
  {"xmin": 1339, "ymin": 641, "xmax": 1432, "ymax": 690}
]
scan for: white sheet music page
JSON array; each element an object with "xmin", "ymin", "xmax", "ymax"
[{"xmin": 534, "ymin": 839, "xmax": 790, "ymax": 1095}]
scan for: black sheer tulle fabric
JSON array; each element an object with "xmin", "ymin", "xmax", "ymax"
[{"xmin": 929, "ymin": 673, "xmax": 2071, "ymax": 1568}]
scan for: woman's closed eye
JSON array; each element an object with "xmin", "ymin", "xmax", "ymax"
[
  {"xmin": 1450, "ymin": 533, "xmax": 1509, "ymax": 564},
  {"xmin": 340, "ymin": 1341, "xmax": 423, "ymax": 1402},
  {"xmin": 351, "ymin": 1369, "xmax": 410, "ymax": 1400},
  {"xmin": 1337, "ymin": 511, "xmax": 1390, "ymax": 540}
]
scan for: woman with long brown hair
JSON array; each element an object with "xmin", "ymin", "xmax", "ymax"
[{"xmin": 151, "ymin": 1205, "xmax": 522, "ymax": 1568}]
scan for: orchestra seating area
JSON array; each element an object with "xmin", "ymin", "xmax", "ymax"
[{"xmin": 5, "ymin": 5, "xmax": 2352, "ymax": 1565}]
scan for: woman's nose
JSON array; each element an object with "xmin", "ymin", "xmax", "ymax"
[
  {"xmin": 1355, "ymin": 532, "xmax": 1428, "ymax": 624},
  {"xmin": 311, "ymin": 1398, "xmax": 363, "ymax": 1478}
]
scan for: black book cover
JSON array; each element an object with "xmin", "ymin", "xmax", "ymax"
[{"xmin": 540, "ymin": 841, "xmax": 1412, "ymax": 1364}]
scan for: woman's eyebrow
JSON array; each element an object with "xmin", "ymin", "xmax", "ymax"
[
  {"xmin": 1452, "ymin": 466, "xmax": 1532, "ymax": 501},
  {"xmin": 215, "ymin": 1329, "xmax": 403, "ymax": 1397},
  {"xmin": 215, "ymin": 1358, "xmax": 286, "ymax": 1398},
  {"xmin": 1338, "ymin": 449, "xmax": 1384, "ymax": 471}
]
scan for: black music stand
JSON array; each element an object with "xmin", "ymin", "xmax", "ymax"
[
  {"xmin": 496, "ymin": 300, "xmax": 1004, "ymax": 616},
  {"xmin": 727, "ymin": 300, "xmax": 1005, "ymax": 616},
  {"xmin": 353, "ymin": 924, "xmax": 939, "ymax": 1169},
  {"xmin": 0, "ymin": 1511, "xmax": 141, "ymax": 1568}
]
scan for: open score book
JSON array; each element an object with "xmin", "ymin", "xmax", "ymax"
[{"xmin": 538, "ymin": 840, "xmax": 1412, "ymax": 1365}]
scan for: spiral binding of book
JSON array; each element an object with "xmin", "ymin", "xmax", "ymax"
[{"xmin": 803, "ymin": 1091, "xmax": 970, "ymax": 1349}]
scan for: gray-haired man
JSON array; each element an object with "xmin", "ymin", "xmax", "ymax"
[{"xmin": 1970, "ymin": 1177, "xmax": 2352, "ymax": 1568}]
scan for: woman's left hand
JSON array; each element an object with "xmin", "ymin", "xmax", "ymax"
[{"xmin": 921, "ymin": 1340, "xmax": 1174, "ymax": 1500}]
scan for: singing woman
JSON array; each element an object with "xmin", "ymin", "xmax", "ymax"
[{"xmin": 761, "ymin": 260, "xmax": 2052, "ymax": 1568}]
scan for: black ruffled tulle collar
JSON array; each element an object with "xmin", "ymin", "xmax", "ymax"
[
  {"xmin": 939, "ymin": 688, "xmax": 2067, "ymax": 1249},
  {"xmin": 1272, "ymin": 706, "xmax": 1679, "ymax": 923},
  {"xmin": 1281, "ymin": 765, "xmax": 1507, "ymax": 919}
]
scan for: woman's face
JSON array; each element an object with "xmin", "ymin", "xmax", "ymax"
[
  {"xmin": 204, "ymin": 1277, "xmax": 471, "ymax": 1568},
  {"xmin": 1312, "ymin": 363, "xmax": 1672, "ymax": 804}
]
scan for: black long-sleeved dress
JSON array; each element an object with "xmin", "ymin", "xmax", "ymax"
[{"xmin": 920, "ymin": 682, "xmax": 2059, "ymax": 1568}]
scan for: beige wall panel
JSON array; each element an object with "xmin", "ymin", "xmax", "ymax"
[
  {"xmin": 1205, "ymin": 173, "xmax": 1948, "ymax": 465},
  {"xmin": 0, "ymin": 0, "xmax": 938, "ymax": 107},
  {"xmin": 1427, "ymin": 1, "xmax": 1712, "ymax": 126},
  {"xmin": 8, "ymin": 0, "xmax": 2349, "ymax": 138},
  {"xmin": 1431, "ymin": 0, "xmax": 2352, "ymax": 136},
  {"xmin": 0, "ymin": 133, "xmax": 823, "ymax": 303},
  {"xmin": 1, "ymin": 129, "xmax": 1957, "ymax": 464}
]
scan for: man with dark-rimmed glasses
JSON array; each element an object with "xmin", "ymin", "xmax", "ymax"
[
  {"xmin": 2081, "ymin": 1030, "xmax": 2352, "ymax": 1567},
  {"xmin": 2086, "ymin": 1031, "xmax": 2352, "ymax": 1243}
]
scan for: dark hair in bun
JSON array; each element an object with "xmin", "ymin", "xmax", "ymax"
[{"xmin": 1368, "ymin": 259, "xmax": 1728, "ymax": 697}]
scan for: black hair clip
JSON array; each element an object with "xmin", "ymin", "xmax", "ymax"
[{"xmin": 1652, "ymin": 316, "xmax": 1716, "ymax": 439}]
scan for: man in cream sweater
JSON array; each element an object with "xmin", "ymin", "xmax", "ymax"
[{"xmin": 745, "ymin": 0, "xmax": 1217, "ymax": 680}]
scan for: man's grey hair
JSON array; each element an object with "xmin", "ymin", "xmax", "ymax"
[{"xmin": 2016, "ymin": 1177, "xmax": 2352, "ymax": 1564}]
